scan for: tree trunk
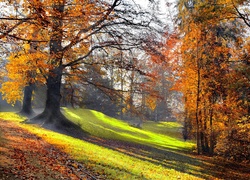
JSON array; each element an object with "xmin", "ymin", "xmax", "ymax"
[
  {"xmin": 120, "ymin": 68, "xmax": 124, "ymax": 119},
  {"xmin": 196, "ymin": 57, "xmax": 201, "ymax": 154},
  {"xmin": 183, "ymin": 115, "xmax": 189, "ymax": 141},
  {"xmin": 30, "ymin": 67, "xmax": 61, "ymax": 121},
  {"xmin": 29, "ymin": 67, "xmax": 85, "ymax": 138},
  {"xmin": 209, "ymin": 106, "xmax": 215, "ymax": 155},
  {"xmin": 30, "ymin": 67, "xmax": 67, "ymax": 124},
  {"xmin": 202, "ymin": 102, "xmax": 209, "ymax": 154},
  {"xmin": 29, "ymin": 1, "xmax": 65, "ymax": 124},
  {"xmin": 25, "ymin": 1, "xmax": 85, "ymax": 139},
  {"xmin": 20, "ymin": 84, "xmax": 35, "ymax": 116}
]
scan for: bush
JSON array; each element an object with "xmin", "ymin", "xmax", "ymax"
[{"xmin": 215, "ymin": 128, "xmax": 250, "ymax": 163}]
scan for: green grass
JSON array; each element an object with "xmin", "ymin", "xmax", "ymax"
[
  {"xmin": 0, "ymin": 110, "xmax": 203, "ymax": 180},
  {"xmin": 0, "ymin": 112, "xmax": 26, "ymax": 122},
  {"xmin": 143, "ymin": 121, "xmax": 183, "ymax": 137},
  {"xmin": 23, "ymin": 126, "xmax": 200, "ymax": 180},
  {"xmin": 0, "ymin": 112, "xmax": 26, "ymax": 144},
  {"xmin": 63, "ymin": 108, "xmax": 194, "ymax": 150}
]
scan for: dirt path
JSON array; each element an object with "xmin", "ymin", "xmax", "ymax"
[{"xmin": 0, "ymin": 120, "xmax": 97, "ymax": 180}]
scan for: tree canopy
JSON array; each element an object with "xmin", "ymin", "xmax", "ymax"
[
  {"xmin": 0, "ymin": 0, "xmax": 249, "ymax": 162},
  {"xmin": 0, "ymin": 0, "xmax": 167, "ymax": 131},
  {"xmin": 175, "ymin": 0, "xmax": 250, "ymax": 160}
]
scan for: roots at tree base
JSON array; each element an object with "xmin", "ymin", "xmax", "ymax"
[
  {"xmin": 19, "ymin": 108, "xmax": 35, "ymax": 117},
  {"xmin": 25, "ymin": 108, "xmax": 88, "ymax": 139}
]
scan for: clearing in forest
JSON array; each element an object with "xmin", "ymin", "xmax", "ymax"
[{"xmin": 0, "ymin": 110, "xmax": 249, "ymax": 179}]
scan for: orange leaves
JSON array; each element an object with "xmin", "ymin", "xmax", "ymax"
[
  {"xmin": 177, "ymin": 0, "xmax": 250, "ymax": 157},
  {"xmin": 0, "ymin": 42, "xmax": 48, "ymax": 104},
  {"xmin": 7, "ymin": 48, "xmax": 48, "ymax": 81},
  {"xmin": 0, "ymin": 120, "xmax": 93, "ymax": 180},
  {"xmin": 145, "ymin": 95, "xmax": 157, "ymax": 111},
  {"xmin": 1, "ymin": 81, "xmax": 23, "ymax": 105}
]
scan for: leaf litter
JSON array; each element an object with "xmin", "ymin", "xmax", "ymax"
[{"xmin": 0, "ymin": 120, "xmax": 98, "ymax": 180}]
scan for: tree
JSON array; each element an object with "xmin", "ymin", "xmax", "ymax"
[
  {"xmin": 64, "ymin": 63, "xmax": 121, "ymax": 117},
  {"xmin": 176, "ymin": 0, "xmax": 248, "ymax": 156},
  {"xmin": 0, "ymin": 0, "xmax": 164, "ymax": 133},
  {"xmin": 1, "ymin": 41, "xmax": 46, "ymax": 112}
]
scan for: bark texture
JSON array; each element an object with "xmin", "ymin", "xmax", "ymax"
[{"xmin": 19, "ymin": 84, "xmax": 35, "ymax": 116}]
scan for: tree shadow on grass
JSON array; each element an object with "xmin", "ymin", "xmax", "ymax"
[
  {"xmin": 22, "ymin": 109, "xmax": 90, "ymax": 140},
  {"xmin": 16, "ymin": 110, "xmax": 250, "ymax": 180},
  {"xmin": 82, "ymin": 136, "xmax": 250, "ymax": 180},
  {"xmin": 84, "ymin": 159, "xmax": 150, "ymax": 180}
]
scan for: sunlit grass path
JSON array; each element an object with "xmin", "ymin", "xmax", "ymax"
[{"xmin": 0, "ymin": 110, "xmax": 221, "ymax": 179}]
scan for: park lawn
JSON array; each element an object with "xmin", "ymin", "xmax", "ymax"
[
  {"xmin": 0, "ymin": 110, "xmax": 206, "ymax": 180},
  {"xmin": 63, "ymin": 108, "xmax": 195, "ymax": 151},
  {"xmin": 0, "ymin": 112, "xmax": 26, "ymax": 122}
]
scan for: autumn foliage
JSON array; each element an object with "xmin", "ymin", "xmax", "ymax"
[
  {"xmin": 175, "ymin": 0, "xmax": 250, "ymax": 161},
  {"xmin": 1, "ymin": 41, "xmax": 47, "ymax": 105},
  {"xmin": 0, "ymin": 0, "xmax": 249, "ymax": 163}
]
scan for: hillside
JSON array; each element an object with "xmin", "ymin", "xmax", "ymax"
[
  {"xmin": 0, "ymin": 109, "xmax": 249, "ymax": 180},
  {"xmin": 63, "ymin": 108, "xmax": 194, "ymax": 150}
]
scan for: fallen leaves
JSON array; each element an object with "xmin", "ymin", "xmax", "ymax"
[{"xmin": 0, "ymin": 120, "xmax": 96, "ymax": 180}]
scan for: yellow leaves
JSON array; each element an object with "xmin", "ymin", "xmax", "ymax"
[
  {"xmin": 145, "ymin": 95, "xmax": 157, "ymax": 111},
  {"xmin": 23, "ymin": 43, "xmax": 30, "ymax": 53},
  {"xmin": 242, "ymin": 40, "xmax": 250, "ymax": 55},
  {"xmin": 1, "ymin": 42, "xmax": 48, "ymax": 103},
  {"xmin": 0, "ymin": 81, "xmax": 24, "ymax": 105}
]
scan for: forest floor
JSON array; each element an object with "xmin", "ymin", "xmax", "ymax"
[
  {"xmin": 0, "ymin": 113, "xmax": 250, "ymax": 180},
  {"xmin": 0, "ymin": 120, "xmax": 98, "ymax": 180}
]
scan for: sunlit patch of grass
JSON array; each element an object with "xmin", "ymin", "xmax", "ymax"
[
  {"xmin": 63, "ymin": 108, "xmax": 194, "ymax": 150},
  {"xmin": 143, "ymin": 121, "xmax": 183, "ymax": 137},
  {"xmin": 0, "ymin": 110, "xmax": 203, "ymax": 179},
  {"xmin": 19, "ymin": 122, "xmax": 201, "ymax": 180},
  {"xmin": 0, "ymin": 112, "xmax": 25, "ymax": 122}
]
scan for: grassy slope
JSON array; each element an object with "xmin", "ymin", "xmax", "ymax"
[
  {"xmin": 0, "ymin": 110, "xmax": 204, "ymax": 180},
  {"xmin": 63, "ymin": 108, "xmax": 194, "ymax": 151}
]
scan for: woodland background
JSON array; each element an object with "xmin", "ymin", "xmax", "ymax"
[{"xmin": 0, "ymin": 0, "xmax": 249, "ymax": 164}]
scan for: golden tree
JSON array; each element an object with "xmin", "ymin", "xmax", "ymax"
[
  {"xmin": 0, "ymin": 0, "xmax": 164, "ymax": 133},
  {"xmin": 176, "ymin": 0, "xmax": 249, "ymax": 156}
]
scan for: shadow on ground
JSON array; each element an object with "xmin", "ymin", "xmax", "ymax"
[
  {"xmin": 82, "ymin": 132, "xmax": 250, "ymax": 180},
  {"xmin": 22, "ymin": 108, "xmax": 90, "ymax": 140},
  {"xmin": 17, "ymin": 110, "xmax": 250, "ymax": 180}
]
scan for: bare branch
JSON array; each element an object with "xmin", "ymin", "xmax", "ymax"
[{"xmin": 62, "ymin": 0, "xmax": 120, "ymax": 52}]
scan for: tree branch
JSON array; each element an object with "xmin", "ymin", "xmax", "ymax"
[{"xmin": 62, "ymin": 0, "xmax": 120, "ymax": 53}]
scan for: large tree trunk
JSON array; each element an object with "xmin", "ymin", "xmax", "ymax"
[
  {"xmin": 28, "ymin": 67, "xmax": 85, "ymax": 138},
  {"xmin": 209, "ymin": 103, "xmax": 215, "ymax": 155},
  {"xmin": 26, "ymin": 2, "xmax": 85, "ymax": 139},
  {"xmin": 196, "ymin": 48, "xmax": 201, "ymax": 155},
  {"xmin": 29, "ymin": 0, "xmax": 64, "ymax": 125},
  {"xmin": 31, "ymin": 67, "xmax": 62, "ymax": 122},
  {"xmin": 19, "ymin": 84, "xmax": 35, "ymax": 116},
  {"xmin": 30, "ymin": 68, "xmax": 62, "ymax": 122}
]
